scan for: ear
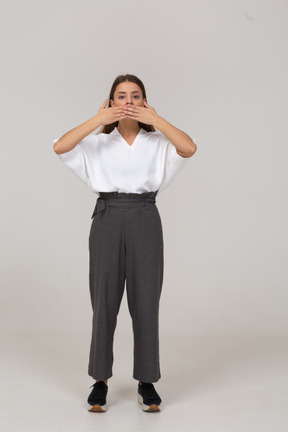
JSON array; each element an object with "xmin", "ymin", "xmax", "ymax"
[{"xmin": 110, "ymin": 99, "xmax": 114, "ymax": 106}]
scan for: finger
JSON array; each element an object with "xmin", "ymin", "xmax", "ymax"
[
  {"xmin": 100, "ymin": 99, "xmax": 107, "ymax": 110},
  {"xmin": 123, "ymin": 105, "xmax": 138, "ymax": 112},
  {"xmin": 116, "ymin": 109, "xmax": 126, "ymax": 116},
  {"xmin": 125, "ymin": 106, "xmax": 140, "ymax": 114},
  {"xmin": 126, "ymin": 111, "xmax": 138, "ymax": 118},
  {"xmin": 116, "ymin": 112, "xmax": 128, "ymax": 120}
]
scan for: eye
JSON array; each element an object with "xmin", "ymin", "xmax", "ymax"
[{"xmin": 133, "ymin": 95, "xmax": 139, "ymax": 99}]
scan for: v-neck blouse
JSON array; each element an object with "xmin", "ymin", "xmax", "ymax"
[
  {"xmin": 113, "ymin": 127, "xmax": 143, "ymax": 148},
  {"xmin": 53, "ymin": 126, "xmax": 195, "ymax": 195}
]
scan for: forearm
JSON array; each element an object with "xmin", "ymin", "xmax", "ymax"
[
  {"xmin": 53, "ymin": 115, "xmax": 102, "ymax": 155},
  {"xmin": 153, "ymin": 115, "xmax": 197, "ymax": 157}
]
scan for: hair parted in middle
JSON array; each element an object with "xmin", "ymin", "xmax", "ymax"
[{"xmin": 96, "ymin": 74, "xmax": 156, "ymax": 135}]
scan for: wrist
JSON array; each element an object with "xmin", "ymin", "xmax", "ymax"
[
  {"xmin": 153, "ymin": 115, "xmax": 161, "ymax": 129},
  {"xmin": 153, "ymin": 115, "xmax": 164, "ymax": 129},
  {"xmin": 91, "ymin": 114, "xmax": 102, "ymax": 129}
]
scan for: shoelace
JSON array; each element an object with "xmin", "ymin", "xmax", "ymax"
[
  {"xmin": 88, "ymin": 381, "xmax": 108, "ymax": 404},
  {"xmin": 140, "ymin": 383, "xmax": 160, "ymax": 400},
  {"xmin": 89, "ymin": 381, "xmax": 107, "ymax": 389}
]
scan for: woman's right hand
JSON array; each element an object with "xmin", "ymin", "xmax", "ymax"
[
  {"xmin": 53, "ymin": 100, "xmax": 125, "ymax": 155},
  {"xmin": 96, "ymin": 99, "xmax": 126, "ymax": 126}
]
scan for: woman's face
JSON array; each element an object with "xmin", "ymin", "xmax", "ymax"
[{"xmin": 110, "ymin": 81, "xmax": 146, "ymax": 107}]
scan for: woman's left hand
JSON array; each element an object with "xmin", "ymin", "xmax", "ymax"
[{"xmin": 122, "ymin": 101, "xmax": 159, "ymax": 126}]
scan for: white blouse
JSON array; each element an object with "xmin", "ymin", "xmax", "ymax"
[{"xmin": 53, "ymin": 126, "xmax": 196, "ymax": 195}]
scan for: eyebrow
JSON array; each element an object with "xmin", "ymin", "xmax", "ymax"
[{"xmin": 116, "ymin": 91, "xmax": 140, "ymax": 94}]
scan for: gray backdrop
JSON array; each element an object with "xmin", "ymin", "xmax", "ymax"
[{"xmin": 1, "ymin": 0, "xmax": 287, "ymax": 352}]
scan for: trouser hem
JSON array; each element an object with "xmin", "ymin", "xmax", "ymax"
[
  {"xmin": 88, "ymin": 370, "xmax": 113, "ymax": 381},
  {"xmin": 133, "ymin": 374, "xmax": 161, "ymax": 383}
]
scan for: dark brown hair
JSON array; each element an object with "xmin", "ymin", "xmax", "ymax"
[{"xmin": 96, "ymin": 74, "xmax": 156, "ymax": 134}]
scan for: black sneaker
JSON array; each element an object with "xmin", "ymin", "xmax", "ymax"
[
  {"xmin": 87, "ymin": 381, "xmax": 108, "ymax": 412},
  {"xmin": 138, "ymin": 382, "xmax": 162, "ymax": 412}
]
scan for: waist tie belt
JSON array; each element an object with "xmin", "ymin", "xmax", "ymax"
[{"xmin": 91, "ymin": 191, "xmax": 158, "ymax": 219}]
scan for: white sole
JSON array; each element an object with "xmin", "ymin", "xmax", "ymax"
[{"xmin": 138, "ymin": 394, "xmax": 160, "ymax": 412}]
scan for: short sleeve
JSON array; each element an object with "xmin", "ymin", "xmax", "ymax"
[
  {"xmin": 53, "ymin": 137, "xmax": 90, "ymax": 185},
  {"xmin": 167, "ymin": 139, "xmax": 197, "ymax": 161},
  {"xmin": 157, "ymin": 134, "xmax": 197, "ymax": 194}
]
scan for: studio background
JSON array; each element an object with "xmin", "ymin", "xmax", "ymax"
[{"xmin": 1, "ymin": 0, "xmax": 287, "ymax": 431}]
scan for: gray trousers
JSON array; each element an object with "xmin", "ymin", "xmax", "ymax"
[{"xmin": 87, "ymin": 191, "xmax": 164, "ymax": 383}]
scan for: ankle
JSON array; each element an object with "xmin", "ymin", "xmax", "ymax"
[{"xmin": 96, "ymin": 379, "xmax": 108, "ymax": 384}]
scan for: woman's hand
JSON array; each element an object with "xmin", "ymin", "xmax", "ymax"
[
  {"xmin": 122, "ymin": 101, "xmax": 159, "ymax": 126},
  {"xmin": 96, "ymin": 99, "xmax": 127, "ymax": 125}
]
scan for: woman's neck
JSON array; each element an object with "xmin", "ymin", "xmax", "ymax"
[{"xmin": 117, "ymin": 119, "xmax": 140, "ymax": 137}]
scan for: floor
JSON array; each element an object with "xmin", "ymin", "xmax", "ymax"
[{"xmin": 1, "ymin": 330, "xmax": 287, "ymax": 432}]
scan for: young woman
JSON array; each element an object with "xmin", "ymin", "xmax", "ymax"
[{"xmin": 53, "ymin": 74, "xmax": 197, "ymax": 413}]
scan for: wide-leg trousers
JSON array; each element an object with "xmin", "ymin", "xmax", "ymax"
[{"xmin": 87, "ymin": 191, "xmax": 164, "ymax": 383}]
